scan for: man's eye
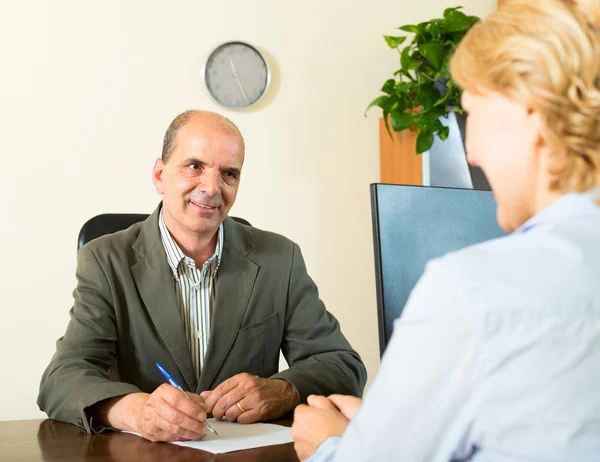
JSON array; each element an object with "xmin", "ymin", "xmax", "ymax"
[
  {"xmin": 224, "ymin": 171, "xmax": 238, "ymax": 179},
  {"xmin": 189, "ymin": 164, "xmax": 200, "ymax": 170}
]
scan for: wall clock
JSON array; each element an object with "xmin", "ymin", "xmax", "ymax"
[{"xmin": 203, "ymin": 41, "xmax": 271, "ymax": 109}]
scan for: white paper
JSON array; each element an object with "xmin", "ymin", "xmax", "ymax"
[{"xmin": 125, "ymin": 419, "xmax": 293, "ymax": 454}]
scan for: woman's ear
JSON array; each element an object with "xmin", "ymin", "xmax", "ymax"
[{"xmin": 526, "ymin": 109, "xmax": 549, "ymax": 157}]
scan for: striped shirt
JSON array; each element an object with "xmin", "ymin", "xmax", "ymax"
[{"xmin": 158, "ymin": 210, "xmax": 224, "ymax": 380}]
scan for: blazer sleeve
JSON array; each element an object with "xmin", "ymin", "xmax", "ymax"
[
  {"xmin": 37, "ymin": 244, "xmax": 140, "ymax": 433},
  {"xmin": 271, "ymin": 243, "xmax": 367, "ymax": 402}
]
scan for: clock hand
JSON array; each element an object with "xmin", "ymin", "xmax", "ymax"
[{"xmin": 229, "ymin": 59, "xmax": 249, "ymax": 103}]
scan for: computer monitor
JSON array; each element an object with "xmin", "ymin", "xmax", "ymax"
[{"xmin": 370, "ymin": 183, "xmax": 506, "ymax": 355}]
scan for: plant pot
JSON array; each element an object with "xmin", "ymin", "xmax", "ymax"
[{"xmin": 379, "ymin": 117, "xmax": 422, "ymax": 185}]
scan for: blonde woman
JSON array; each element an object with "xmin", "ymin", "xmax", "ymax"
[{"xmin": 291, "ymin": 1, "xmax": 600, "ymax": 460}]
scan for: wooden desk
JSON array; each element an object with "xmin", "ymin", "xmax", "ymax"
[{"xmin": 0, "ymin": 419, "xmax": 300, "ymax": 462}]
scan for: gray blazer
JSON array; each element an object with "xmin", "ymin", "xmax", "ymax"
[{"xmin": 38, "ymin": 205, "xmax": 366, "ymax": 432}]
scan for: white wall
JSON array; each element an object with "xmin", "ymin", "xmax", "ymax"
[{"xmin": 0, "ymin": 0, "xmax": 495, "ymax": 420}]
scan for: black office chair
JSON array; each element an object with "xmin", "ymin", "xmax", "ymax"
[{"xmin": 78, "ymin": 213, "xmax": 252, "ymax": 249}]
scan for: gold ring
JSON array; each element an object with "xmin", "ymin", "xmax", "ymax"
[{"xmin": 236, "ymin": 401, "xmax": 246, "ymax": 413}]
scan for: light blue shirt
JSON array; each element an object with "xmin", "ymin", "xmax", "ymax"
[{"xmin": 309, "ymin": 190, "xmax": 600, "ymax": 462}]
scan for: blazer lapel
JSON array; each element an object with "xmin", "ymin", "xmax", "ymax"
[
  {"xmin": 197, "ymin": 217, "xmax": 258, "ymax": 392},
  {"xmin": 131, "ymin": 205, "xmax": 197, "ymax": 392}
]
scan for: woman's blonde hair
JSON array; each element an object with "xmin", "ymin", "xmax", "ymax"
[{"xmin": 451, "ymin": 0, "xmax": 600, "ymax": 192}]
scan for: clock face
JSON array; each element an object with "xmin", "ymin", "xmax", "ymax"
[{"xmin": 204, "ymin": 42, "xmax": 270, "ymax": 109}]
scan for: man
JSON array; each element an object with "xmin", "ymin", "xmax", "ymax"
[{"xmin": 38, "ymin": 110, "xmax": 366, "ymax": 442}]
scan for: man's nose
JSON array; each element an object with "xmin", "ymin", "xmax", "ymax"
[{"xmin": 199, "ymin": 170, "xmax": 221, "ymax": 197}]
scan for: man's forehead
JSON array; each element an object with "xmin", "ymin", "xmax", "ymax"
[
  {"xmin": 182, "ymin": 113, "xmax": 241, "ymax": 137},
  {"xmin": 177, "ymin": 120, "xmax": 244, "ymax": 150}
]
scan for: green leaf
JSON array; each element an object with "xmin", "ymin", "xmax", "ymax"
[
  {"xmin": 416, "ymin": 131, "xmax": 435, "ymax": 153},
  {"xmin": 467, "ymin": 16, "xmax": 480, "ymax": 27},
  {"xmin": 445, "ymin": 9, "xmax": 477, "ymax": 32},
  {"xmin": 433, "ymin": 104, "xmax": 448, "ymax": 118},
  {"xmin": 400, "ymin": 46, "xmax": 411, "ymax": 71},
  {"xmin": 437, "ymin": 106, "xmax": 448, "ymax": 120},
  {"xmin": 408, "ymin": 57, "xmax": 422, "ymax": 70},
  {"xmin": 432, "ymin": 119, "xmax": 445, "ymax": 131},
  {"xmin": 399, "ymin": 25, "xmax": 421, "ymax": 34},
  {"xmin": 381, "ymin": 79, "xmax": 396, "ymax": 95},
  {"xmin": 365, "ymin": 95, "xmax": 389, "ymax": 115},
  {"xmin": 391, "ymin": 93, "xmax": 408, "ymax": 112},
  {"xmin": 383, "ymin": 112, "xmax": 393, "ymax": 139},
  {"xmin": 414, "ymin": 113, "xmax": 434, "ymax": 129},
  {"xmin": 438, "ymin": 125, "xmax": 450, "ymax": 141},
  {"xmin": 414, "ymin": 23, "xmax": 432, "ymax": 42},
  {"xmin": 396, "ymin": 85, "xmax": 417, "ymax": 109},
  {"xmin": 419, "ymin": 42, "xmax": 445, "ymax": 70},
  {"xmin": 414, "ymin": 105, "xmax": 447, "ymax": 128},
  {"xmin": 439, "ymin": 63, "xmax": 451, "ymax": 80},
  {"xmin": 381, "ymin": 95, "xmax": 399, "ymax": 113},
  {"xmin": 383, "ymin": 35, "xmax": 407, "ymax": 48},
  {"xmin": 429, "ymin": 21, "xmax": 441, "ymax": 38},
  {"xmin": 443, "ymin": 6, "xmax": 463, "ymax": 17},
  {"xmin": 395, "ymin": 81, "xmax": 415, "ymax": 96},
  {"xmin": 400, "ymin": 46, "xmax": 422, "ymax": 73},
  {"xmin": 418, "ymin": 83, "xmax": 440, "ymax": 110},
  {"xmin": 390, "ymin": 110, "xmax": 414, "ymax": 132}
]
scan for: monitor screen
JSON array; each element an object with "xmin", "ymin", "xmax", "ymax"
[{"xmin": 371, "ymin": 184, "xmax": 506, "ymax": 355}]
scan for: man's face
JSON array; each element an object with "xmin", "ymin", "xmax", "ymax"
[{"xmin": 152, "ymin": 117, "xmax": 244, "ymax": 239}]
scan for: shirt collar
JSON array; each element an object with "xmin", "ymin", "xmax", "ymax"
[
  {"xmin": 158, "ymin": 209, "xmax": 224, "ymax": 278},
  {"xmin": 517, "ymin": 187, "xmax": 600, "ymax": 234}
]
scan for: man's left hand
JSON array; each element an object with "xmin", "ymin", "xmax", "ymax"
[
  {"xmin": 201, "ymin": 373, "xmax": 299, "ymax": 424},
  {"xmin": 291, "ymin": 395, "xmax": 350, "ymax": 461}
]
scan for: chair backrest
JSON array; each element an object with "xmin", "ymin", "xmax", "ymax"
[
  {"xmin": 77, "ymin": 213, "xmax": 252, "ymax": 250},
  {"xmin": 370, "ymin": 183, "xmax": 505, "ymax": 356}
]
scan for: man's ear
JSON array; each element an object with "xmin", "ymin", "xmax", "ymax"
[{"xmin": 152, "ymin": 158, "xmax": 165, "ymax": 195}]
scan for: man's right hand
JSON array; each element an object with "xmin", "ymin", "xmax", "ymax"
[{"xmin": 94, "ymin": 384, "xmax": 209, "ymax": 442}]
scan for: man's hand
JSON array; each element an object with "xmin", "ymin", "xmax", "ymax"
[
  {"xmin": 291, "ymin": 395, "xmax": 350, "ymax": 461},
  {"xmin": 201, "ymin": 373, "xmax": 299, "ymax": 424},
  {"xmin": 95, "ymin": 385, "xmax": 210, "ymax": 442}
]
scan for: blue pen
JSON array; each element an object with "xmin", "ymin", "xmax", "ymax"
[{"xmin": 155, "ymin": 362, "xmax": 218, "ymax": 436}]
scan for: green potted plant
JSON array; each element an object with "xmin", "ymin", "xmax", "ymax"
[{"xmin": 367, "ymin": 7, "xmax": 480, "ymax": 153}]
